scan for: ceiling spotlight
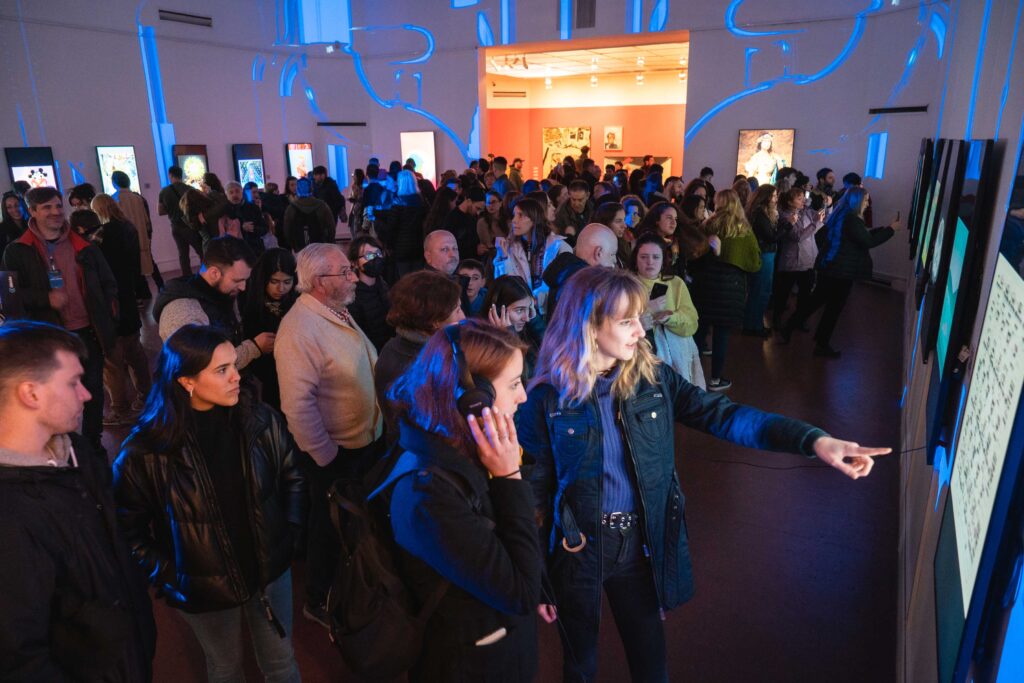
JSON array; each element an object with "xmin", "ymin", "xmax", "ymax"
[
  {"xmin": 679, "ymin": 56, "xmax": 687, "ymax": 65},
  {"xmin": 636, "ymin": 56, "xmax": 645, "ymax": 67},
  {"xmin": 545, "ymin": 76, "xmax": 552, "ymax": 89},
  {"xmin": 590, "ymin": 74, "xmax": 598, "ymax": 87},
  {"xmin": 591, "ymin": 56, "xmax": 599, "ymax": 71},
  {"xmin": 678, "ymin": 71, "xmax": 686, "ymax": 81},
  {"xmin": 636, "ymin": 73, "xmax": 644, "ymax": 86}
]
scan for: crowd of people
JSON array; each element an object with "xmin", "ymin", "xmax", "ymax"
[{"xmin": 0, "ymin": 150, "xmax": 896, "ymax": 682}]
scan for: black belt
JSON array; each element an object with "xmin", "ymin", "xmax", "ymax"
[{"xmin": 601, "ymin": 511, "xmax": 639, "ymax": 530}]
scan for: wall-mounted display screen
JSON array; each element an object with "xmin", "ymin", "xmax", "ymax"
[
  {"xmin": 5, "ymin": 146, "xmax": 56, "ymax": 190},
  {"xmin": 908, "ymin": 138, "xmax": 935, "ymax": 258},
  {"xmin": 286, "ymin": 143, "xmax": 313, "ymax": 178},
  {"xmin": 736, "ymin": 128, "xmax": 794, "ymax": 186},
  {"xmin": 399, "ymin": 131, "xmax": 436, "ymax": 187},
  {"xmin": 95, "ymin": 145, "xmax": 140, "ymax": 194},
  {"xmin": 172, "ymin": 145, "xmax": 209, "ymax": 190},
  {"xmin": 232, "ymin": 143, "xmax": 265, "ymax": 187}
]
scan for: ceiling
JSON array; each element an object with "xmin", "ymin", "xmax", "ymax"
[{"xmin": 485, "ymin": 42, "xmax": 689, "ymax": 79}]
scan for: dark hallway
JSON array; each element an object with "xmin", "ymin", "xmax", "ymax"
[{"xmin": 104, "ymin": 281, "xmax": 902, "ymax": 683}]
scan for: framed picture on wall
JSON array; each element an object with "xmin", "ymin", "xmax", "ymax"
[
  {"xmin": 95, "ymin": 146, "xmax": 141, "ymax": 195},
  {"xmin": 542, "ymin": 127, "xmax": 590, "ymax": 179},
  {"xmin": 172, "ymin": 144, "xmax": 209, "ymax": 190},
  {"xmin": 736, "ymin": 129, "xmax": 794, "ymax": 186},
  {"xmin": 286, "ymin": 143, "xmax": 313, "ymax": 178},
  {"xmin": 232, "ymin": 144, "xmax": 265, "ymax": 186},
  {"xmin": 5, "ymin": 147, "xmax": 56, "ymax": 190},
  {"xmin": 603, "ymin": 126, "xmax": 623, "ymax": 151}
]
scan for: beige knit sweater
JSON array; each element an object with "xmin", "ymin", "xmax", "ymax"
[{"xmin": 275, "ymin": 293, "xmax": 383, "ymax": 466}]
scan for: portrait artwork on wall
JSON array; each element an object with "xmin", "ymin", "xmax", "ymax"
[
  {"xmin": 399, "ymin": 131, "xmax": 437, "ymax": 186},
  {"xmin": 603, "ymin": 126, "xmax": 623, "ymax": 151},
  {"xmin": 736, "ymin": 129, "xmax": 795, "ymax": 186},
  {"xmin": 542, "ymin": 127, "xmax": 591, "ymax": 178},
  {"xmin": 286, "ymin": 143, "xmax": 314, "ymax": 179}
]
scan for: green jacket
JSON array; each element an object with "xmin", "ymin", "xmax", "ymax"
[{"xmin": 720, "ymin": 230, "xmax": 762, "ymax": 273}]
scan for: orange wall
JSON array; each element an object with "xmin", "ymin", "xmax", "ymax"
[{"xmin": 484, "ymin": 104, "xmax": 686, "ymax": 181}]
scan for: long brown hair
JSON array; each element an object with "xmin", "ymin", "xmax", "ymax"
[
  {"xmin": 389, "ymin": 320, "xmax": 527, "ymax": 457},
  {"xmin": 532, "ymin": 267, "xmax": 659, "ymax": 405},
  {"xmin": 745, "ymin": 183, "xmax": 778, "ymax": 224}
]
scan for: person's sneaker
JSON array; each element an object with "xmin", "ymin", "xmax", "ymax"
[
  {"xmin": 707, "ymin": 378, "xmax": 732, "ymax": 392},
  {"xmin": 813, "ymin": 345, "xmax": 841, "ymax": 359},
  {"xmin": 302, "ymin": 601, "xmax": 330, "ymax": 629}
]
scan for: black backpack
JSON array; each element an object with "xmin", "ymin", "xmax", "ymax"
[{"xmin": 325, "ymin": 450, "xmax": 480, "ymax": 679}]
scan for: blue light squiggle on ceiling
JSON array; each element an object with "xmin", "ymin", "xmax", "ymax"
[
  {"xmin": 929, "ymin": 10, "xmax": 947, "ymax": 58},
  {"xmin": 15, "ymin": 0, "xmax": 46, "ymax": 145},
  {"xmin": 627, "ymin": 0, "xmax": 642, "ymax": 33},
  {"xmin": 342, "ymin": 26, "xmax": 473, "ymax": 163},
  {"xmin": 137, "ymin": 21, "xmax": 174, "ymax": 182},
  {"xmin": 68, "ymin": 162, "xmax": 85, "ymax": 185},
  {"xmin": 725, "ymin": 0, "xmax": 803, "ymax": 37},
  {"xmin": 16, "ymin": 105, "xmax": 28, "ymax": 146},
  {"xmin": 500, "ymin": 0, "xmax": 515, "ymax": 44},
  {"xmin": 934, "ymin": 0, "xmax": 960, "ymax": 139},
  {"xmin": 559, "ymin": 0, "xmax": 571, "ymax": 40},
  {"xmin": 649, "ymin": 0, "xmax": 669, "ymax": 32},
  {"xmin": 687, "ymin": 1, "xmax": 883, "ymax": 144},
  {"xmin": 252, "ymin": 55, "xmax": 266, "ymax": 81},
  {"xmin": 477, "ymin": 12, "xmax": 494, "ymax": 47}
]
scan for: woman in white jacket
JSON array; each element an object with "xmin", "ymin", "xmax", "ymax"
[{"xmin": 492, "ymin": 197, "xmax": 571, "ymax": 315}]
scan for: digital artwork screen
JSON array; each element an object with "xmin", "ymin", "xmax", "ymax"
[
  {"xmin": 236, "ymin": 159, "xmax": 265, "ymax": 187},
  {"xmin": 5, "ymin": 146, "xmax": 56, "ymax": 189},
  {"xmin": 542, "ymin": 127, "xmax": 591, "ymax": 179},
  {"xmin": 96, "ymin": 146, "xmax": 140, "ymax": 194},
  {"xmin": 736, "ymin": 129, "xmax": 794, "ymax": 186},
  {"xmin": 177, "ymin": 154, "xmax": 208, "ymax": 190},
  {"xmin": 287, "ymin": 143, "xmax": 314, "ymax": 178},
  {"xmin": 399, "ymin": 131, "xmax": 436, "ymax": 186}
]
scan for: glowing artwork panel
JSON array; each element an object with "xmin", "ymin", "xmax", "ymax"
[
  {"xmin": 399, "ymin": 131, "xmax": 436, "ymax": 186},
  {"xmin": 542, "ymin": 127, "xmax": 591, "ymax": 179},
  {"xmin": 736, "ymin": 129, "xmax": 794, "ymax": 186},
  {"xmin": 96, "ymin": 146, "xmax": 141, "ymax": 194},
  {"xmin": 5, "ymin": 146, "xmax": 56, "ymax": 189},
  {"xmin": 287, "ymin": 143, "xmax": 314, "ymax": 178}
]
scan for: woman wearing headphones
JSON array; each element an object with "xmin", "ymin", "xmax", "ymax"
[
  {"xmin": 382, "ymin": 319, "xmax": 543, "ymax": 682},
  {"xmin": 519, "ymin": 267, "xmax": 890, "ymax": 682}
]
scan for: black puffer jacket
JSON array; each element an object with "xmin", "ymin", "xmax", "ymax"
[
  {"xmin": 112, "ymin": 401, "xmax": 307, "ymax": 613},
  {"xmin": 384, "ymin": 198, "xmax": 428, "ymax": 263},
  {"xmin": 387, "ymin": 424, "xmax": 541, "ymax": 683},
  {"xmin": 0, "ymin": 434, "xmax": 155, "ymax": 682},
  {"xmin": 520, "ymin": 364, "xmax": 827, "ymax": 612},
  {"xmin": 687, "ymin": 251, "xmax": 747, "ymax": 328}
]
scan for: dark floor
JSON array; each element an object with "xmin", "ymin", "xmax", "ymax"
[{"xmin": 103, "ymin": 277, "xmax": 902, "ymax": 683}]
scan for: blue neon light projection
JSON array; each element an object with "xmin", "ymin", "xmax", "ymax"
[{"xmin": 864, "ymin": 131, "xmax": 889, "ymax": 179}]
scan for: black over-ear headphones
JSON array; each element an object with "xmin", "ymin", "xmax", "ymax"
[{"xmin": 444, "ymin": 322, "xmax": 496, "ymax": 418}]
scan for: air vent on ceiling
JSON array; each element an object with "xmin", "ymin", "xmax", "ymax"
[
  {"xmin": 575, "ymin": 0, "xmax": 596, "ymax": 29},
  {"xmin": 158, "ymin": 10, "xmax": 213, "ymax": 27},
  {"xmin": 493, "ymin": 91, "xmax": 527, "ymax": 98}
]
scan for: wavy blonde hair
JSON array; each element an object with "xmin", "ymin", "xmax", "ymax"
[
  {"xmin": 531, "ymin": 267, "xmax": 659, "ymax": 405},
  {"xmin": 703, "ymin": 188, "xmax": 751, "ymax": 240}
]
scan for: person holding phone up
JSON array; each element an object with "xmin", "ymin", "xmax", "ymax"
[
  {"xmin": 771, "ymin": 188, "xmax": 826, "ymax": 331},
  {"xmin": 629, "ymin": 233, "xmax": 706, "ymax": 389},
  {"xmin": 383, "ymin": 320, "xmax": 543, "ymax": 682}
]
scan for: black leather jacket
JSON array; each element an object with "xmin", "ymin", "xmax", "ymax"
[
  {"xmin": 519, "ymin": 364, "xmax": 827, "ymax": 611},
  {"xmin": 112, "ymin": 402, "xmax": 307, "ymax": 613}
]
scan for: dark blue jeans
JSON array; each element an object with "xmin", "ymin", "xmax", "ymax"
[
  {"xmin": 557, "ymin": 525, "xmax": 669, "ymax": 683},
  {"xmin": 694, "ymin": 322, "xmax": 731, "ymax": 380},
  {"xmin": 743, "ymin": 251, "xmax": 775, "ymax": 331}
]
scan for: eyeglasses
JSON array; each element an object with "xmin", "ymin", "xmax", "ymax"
[{"xmin": 318, "ymin": 267, "xmax": 355, "ymax": 279}]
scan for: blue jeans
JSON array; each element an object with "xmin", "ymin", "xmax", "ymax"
[
  {"xmin": 178, "ymin": 570, "xmax": 301, "ymax": 683},
  {"xmin": 743, "ymin": 251, "xmax": 775, "ymax": 331}
]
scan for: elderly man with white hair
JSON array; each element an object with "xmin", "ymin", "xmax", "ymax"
[
  {"xmin": 274, "ymin": 242, "xmax": 384, "ymax": 628},
  {"xmin": 541, "ymin": 222, "xmax": 619, "ymax": 321}
]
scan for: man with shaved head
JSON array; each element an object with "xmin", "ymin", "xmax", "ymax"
[
  {"xmin": 542, "ymin": 223, "xmax": 620, "ymax": 322},
  {"xmin": 422, "ymin": 229, "xmax": 471, "ymax": 314}
]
